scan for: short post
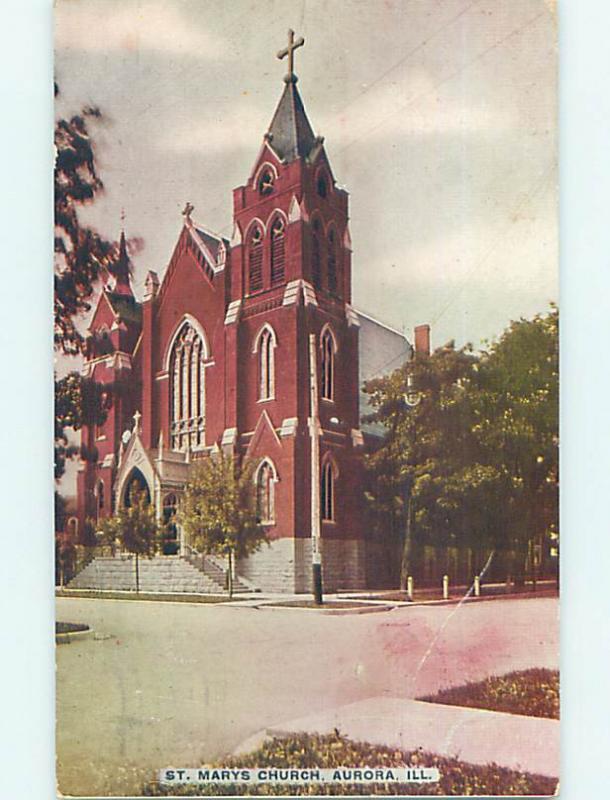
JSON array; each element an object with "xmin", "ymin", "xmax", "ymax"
[
  {"xmin": 442, "ymin": 574, "xmax": 449, "ymax": 600},
  {"xmin": 407, "ymin": 575, "xmax": 414, "ymax": 602},
  {"xmin": 474, "ymin": 575, "xmax": 481, "ymax": 597}
]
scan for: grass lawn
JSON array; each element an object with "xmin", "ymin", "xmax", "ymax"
[
  {"xmin": 55, "ymin": 589, "xmax": 242, "ymax": 604},
  {"xmin": 143, "ymin": 732, "xmax": 557, "ymax": 796},
  {"xmin": 419, "ymin": 668, "xmax": 559, "ymax": 720}
]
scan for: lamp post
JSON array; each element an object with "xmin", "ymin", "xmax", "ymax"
[
  {"xmin": 308, "ymin": 334, "xmax": 323, "ymax": 604},
  {"xmin": 400, "ymin": 366, "xmax": 422, "ymax": 592}
]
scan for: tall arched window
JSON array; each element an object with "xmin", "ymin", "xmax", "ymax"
[
  {"xmin": 321, "ymin": 460, "xmax": 335, "ymax": 521},
  {"xmin": 327, "ymin": 229, "xmax": 338, "ymax": 295},
  {"xmin": 320, "ymin": 327, "xmax": 335, "ymax": 401},
  {"xmin": 97, "ymin": 480, "xmax": 105, "ymax": 515},
  {"xmin": 255, "ymin": 460, "xmax": 276, "ymax": 524},
  {"xmin": 270, "ymin": 216, "xmax": 286, "ymax": 286},
  {"xmin": 170, "ymin": 321, "xmax": 206, "ymax": 450},
  {"xmin": 248, "ymin": 225, "xmax": 263, "ymax": 293},
  {"xmin": 311, "ymin": 219, "xmax": 322, "ymax": 289},
  {"xmin": 162, "ymin": 493, "xmax": 179, "ymax": 555},
  {"xmin": 255, "ymin": 325, "xmax": 276, "ymax": 401}
]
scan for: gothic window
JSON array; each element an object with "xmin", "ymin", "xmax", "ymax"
[
  {"xmin": 317, "ymin": 174, "xmax": 328, "ymax": 198},
  {"xmin": 97, "ymin": 480, "xmax": 105, "ymax": 514},
  {"xmin": 258, "ymin": 168, "xmax": 275, "ymax": 195},
  {"xmin": 327, "ymin": 229, "xmax": 337, "ymax": 295},
  {"xmin": 270, "ymin": 216, "xmax": 286, "ymax": 286},
  {"xmin": 256, "ymin": 460, "xmax": 276, "ymax": 524},
  {"xmin": 162, "ymin": 493, "xmax": 179, "ymax": 555},
  {"xmin": 170, "ymin": 320, "xmax": 206, "ymax": 450},
  {"xmin": 248, "ymin": 225, "xmax": 263, "ymax": 293},
  {"xmin": 312, "ymin": 219, "xmax": 322, "ymax": 289},
  {"xmin": 321, "ymin": 460, "xmax": 335, "ymax": 521},
  {"xmin": 256, "ymin": 325, "xmax": 276, "ymax": 401},
  {"xmin": 320, "ymin": 327, "xmax": 335, "ymax": 401}
]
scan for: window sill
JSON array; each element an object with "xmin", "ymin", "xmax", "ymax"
[
  {"xmin": 256, "ymin": 397, "xmax": 275, "ymax": 404},
  {"xmin": 257, "ymin": 520, "xmax": 275, "ymax": 527},
  {"xmin": 321, "ymin": 398, "xmax": 335, "ymax": 404},
  {"xmin": 322, "ymin": 519, "xmax": 336, "ymax": 525}
]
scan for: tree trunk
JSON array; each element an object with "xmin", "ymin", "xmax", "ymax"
[
  {"xmin": 135, "ymin": 552, "xmax": 140, "ymax": 593},
  {"xmin": 399, "ymin": 485, "xmax": 413, "ymax": 590},
  {"xmin": 227, "ymin": 550, "xmax": 233, "ymax": 599}
]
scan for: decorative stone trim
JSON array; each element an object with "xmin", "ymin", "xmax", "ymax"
[
  {"xmin": 221, "ymin": 427, "xmax": 238, "ymax": 447},
  {"xmin": 230, "ymin": 222, "xmax": 242, "ymax": 247},
  {"xmin": 224, "ymin": 300, "xmax": 242, "ymax": 325},
  {"xmin": 288, "ymin": 195, "xmax": 301, "ymax": 223},
  {"xmin": 302, "ymin": 280, "xmax": 318, "ymax": 306},
  {"xmin": 345, "ymin": 304, "xmax": 361, "ymax": 328},
  {"xmin": 279, "ymin": 417, "xmax": 298, "ymax": 437},
  {"xmin": 351, "ymin": 428, "xmax": 364, "ymax": 448},
  {"xmin": 101, "ymin": 452, "xmax": 116, "ymax": 468},
  {"xmin": 282, "ymin": 279, "xmax": 302, "ymax": 306}
]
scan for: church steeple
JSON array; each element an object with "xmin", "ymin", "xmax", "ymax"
[
  {"xmin": 265, "ymin": 29, "xmax": 318, "ymax": 163},
  {"xmin": 112, "ymin": 229, "xmax": 134, "ymax": 297}
]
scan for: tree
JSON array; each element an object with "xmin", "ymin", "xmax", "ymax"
[
  {"xmin": 54, "ymin": 85, "xmax": 117, "ymax": 355},
  {"xmin": 54, "ymin": 85, "xmax": 124, "ymax": 481},
  {"xmin": 178, "ymin": 453, "xmax": 267, "ymax": 597},
  {"xmin": 97, "ymin": 488, "xmax": 159, "ymax": 592},
  {"xmin": 363, "ymin": 307, "xmax": 559, "ymax": 588},
  {"xmin": 364, "ymin": 342, "xmax": 481, "ymax": 587},
  {"xmin": 471, "ymin": 306, "xmax": 559, "ymax": 583}
]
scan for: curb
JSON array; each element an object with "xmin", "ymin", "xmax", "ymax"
[
  {"xmin": 55, "ymin": 627, "xmax": 93, "ymax": 645},
  {"xmin": 253, "ymin": 603, "xmax": 396, "ymax": 615}
]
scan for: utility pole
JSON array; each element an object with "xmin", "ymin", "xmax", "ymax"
[{"xmin": 308, "ymin": 334, "xmax": 323, "ymax": 604}]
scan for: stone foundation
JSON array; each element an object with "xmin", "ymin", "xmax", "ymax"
[{"xmin": 238, "ymin": 536, "xmax": 365, "ymax": 594}]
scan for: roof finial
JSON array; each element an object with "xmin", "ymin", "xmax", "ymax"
[
  {"xmin": 182, "ymin": 201, "xmax": 194, "ymax": 226},
  {"xmin": 277, "ymin": 28, "xmax": 305, "ymax": 83}
]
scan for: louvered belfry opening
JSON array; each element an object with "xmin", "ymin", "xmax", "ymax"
[
  {"xmin": 312, "ymin": 219, "xmax": 322, "ymax": 289},
  {"xmin": 270, "ymin": 216, "xmax": 286, "ymax": 286},
  {"xmin": 248, "ymin": 226, "xmax": 263, "ymax": 293},
  {"xmin": 327, "ymin": 229, "xmax": 337, "ymax": 294}
]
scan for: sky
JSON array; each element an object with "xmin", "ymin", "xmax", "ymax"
[{"xmin": 55, "ymin": 0, "xmax": 557, "ymax": 349}]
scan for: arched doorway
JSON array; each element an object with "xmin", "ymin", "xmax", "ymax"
[{"xmin": 123, "ymin": 468, "xmax": 151, "ymax": 508}]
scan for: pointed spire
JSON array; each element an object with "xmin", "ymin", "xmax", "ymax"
[
  {"xmin": 112, "ymin": 228, "xmax": 134, "ymax": 297},
  {"xmin": 266, "ymin": 80, "xmax": 317, "ymax": 163}
]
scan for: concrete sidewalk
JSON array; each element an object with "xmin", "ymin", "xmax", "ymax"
[{"xmin": 235, "ymin": 696, "xmax": 559, "ymax": 779}]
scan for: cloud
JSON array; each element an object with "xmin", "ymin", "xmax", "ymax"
[
  {"xmin": 159, "ymin": 67, "xmax": 517, "ymax": 159},
  {"xmin": 55, "ymin": 0, "xmax": 226, "ymax": 59}
]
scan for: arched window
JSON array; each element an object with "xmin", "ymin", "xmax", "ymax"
[
  {"xmin": 256, "ymin": 460, "xmax": 276, "ymax": 524},
  {"xmin": 311, "ymin": 219, "xmax": 322, "ymax": 289},
  {"xmin": 320, "ymin": 327, "xmax": 335, "ymax": 401},
  {"xmin": 162, "ymin": 493, "xmax": 179, "ymax": 555},
  {"xmin": 97, "ymin": 480, "xmax": 105, "ymax": 514},
  {"xmin": 255, "ymin": 325, "xmax": 276, "ymax": 401},
  {"xmin": 270, "ymin": 216, "xmax": 286, "ymax": 286},
  {"xmin": 327, "ymin": 229, "xmax": 338, "ymax": 295},
  {"xmin": 170, "ymin": 321, "xmax": 206, "ymax": 450},
  {"xmin": 248, "ymin": 225, "xmax": 263, "ymax": 293},
  {"xmin": 321, "ymin": 460, "xmax": 335, "ymax": 521},
  {"xmin": 258, "ymin": 168, "xmax": 275, "ymax": 195},
  {"xmin": 317, "ymin": 174, "xmax": 328, "ymax": 198}
]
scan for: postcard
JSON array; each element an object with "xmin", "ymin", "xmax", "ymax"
[{"xmin": 54, "ymin": 1, "xmax": 558, "ymax": 796}]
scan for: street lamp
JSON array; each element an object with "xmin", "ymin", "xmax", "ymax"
[{"xmin": 400, "ymin": 365, "xmax": 421, "ymax": 593}]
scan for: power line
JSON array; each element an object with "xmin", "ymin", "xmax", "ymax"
[
  {"xmin": 333, "ymin": 8, "xmax": 547, "ymax": 158},
  {"xmin": 333, "ymin": 0, "xmax": 481, "ymax": 121},
  {"xmin": 429, "ymin": 159, "xmax": 555, "ymax": 329}
]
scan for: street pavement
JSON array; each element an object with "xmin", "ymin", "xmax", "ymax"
[{"xmin": 56, "ymin": 595, "xmax": 558, "ymax": 796}]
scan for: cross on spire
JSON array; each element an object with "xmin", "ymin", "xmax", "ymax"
[{"xmin": 277, "ymin": 29, "xmax": 305, "ymax": 82}]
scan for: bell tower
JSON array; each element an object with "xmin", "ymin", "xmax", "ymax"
[{"xmin": 226, "ymin": 31, "xmax": 365, "ymax": 592}]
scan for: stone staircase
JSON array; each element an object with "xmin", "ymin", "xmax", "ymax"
[{"xmin": 67, "ymin": 554, "xmax": 251, "ymax": 594}]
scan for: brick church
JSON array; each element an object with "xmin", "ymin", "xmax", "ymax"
[{"xmin": 75, "ymin": 35, "xmax": 427, "ymax": 593}]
